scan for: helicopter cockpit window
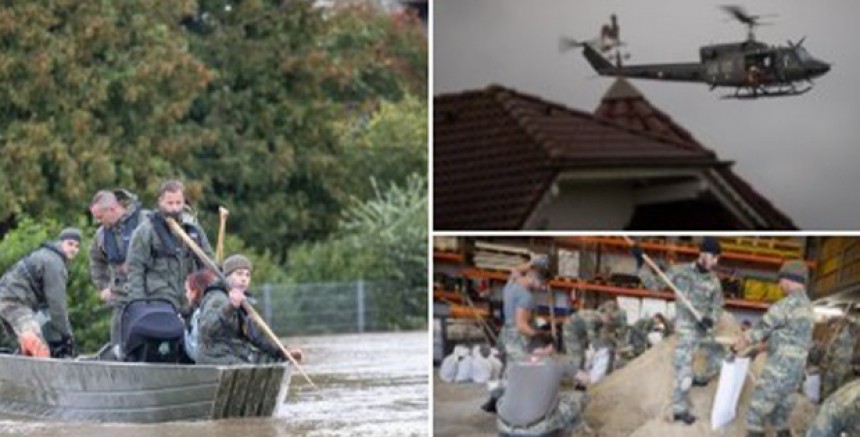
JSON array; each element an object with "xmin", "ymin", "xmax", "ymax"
[{"xmin": 795, "ymin": 47, "xmax": 812, "ymax": 62}]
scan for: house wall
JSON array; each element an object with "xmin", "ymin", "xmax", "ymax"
[{"xmin": 524, "ymin": 181, "xmax": 634, "ymax": 230}]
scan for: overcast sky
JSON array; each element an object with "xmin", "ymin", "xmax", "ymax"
[{"xmin": 434, "ymin": 0, "xmax": 860, "ymax": 230}]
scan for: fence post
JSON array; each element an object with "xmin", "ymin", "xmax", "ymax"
[
  {"xmin": 263, "ymin": 284, "xmax": 273, "ymax": 329},
  {"xmin": 357, "ymin": 279, "xmax": 365, "ymax": 333}
]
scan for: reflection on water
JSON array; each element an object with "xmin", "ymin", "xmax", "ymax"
[{"xmin": 0, "ymin": 332, "xmax": 428, "ymax": 436}]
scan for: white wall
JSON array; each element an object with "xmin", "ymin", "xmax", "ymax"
[{"xmin": 525, "ymin": 181, "xmax": 634, "ymax": 230}]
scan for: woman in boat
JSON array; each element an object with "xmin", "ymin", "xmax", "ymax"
[{"xmin": 184, "ymin": 258, "xmax": 301, "ymax": 365}]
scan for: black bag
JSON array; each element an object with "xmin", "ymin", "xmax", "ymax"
[{"xmin": 120, "ymin": 299, "xmax": 185, "ymax": 363}]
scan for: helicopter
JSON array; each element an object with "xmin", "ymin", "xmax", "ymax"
[{"xmin": 563, "ymin": 6, "xmax": 831, "ymax": 99}]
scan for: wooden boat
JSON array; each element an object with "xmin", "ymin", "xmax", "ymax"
[{"xmin": 0, "ymin": 352, "xmax": 292, "ymax": 423}]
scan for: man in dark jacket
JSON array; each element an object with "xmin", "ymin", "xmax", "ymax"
[
  {"xmin": 126, "ymin": 180, "xmax": 213, "ymax": 315},
  {"xmin": 0, "ymin": 228, "xmax": 82, "ymax": 358},
  {"xmin": 89, "ymin": 189, "xmax": 148, "ymax": 353}
]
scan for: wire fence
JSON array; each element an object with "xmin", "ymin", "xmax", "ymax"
[{"xmin": 257, "ymin": 280, "xmax": 427, "ymax": 336}]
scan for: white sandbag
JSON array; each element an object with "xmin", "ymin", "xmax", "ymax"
[
  {"xmin": 803, "ymin": 371, "xmax": 821, "ymax": 404},
  {"xmin": 455, "ymin": 355, "xmax": 474, "ymax": 383},
  {"xmin": 711, "ymin": 357, "xmax": 751, "ymax": 430},
  {"xmin": 647, "ymin": 331, "xmax": 663, "ymax": 346},
  {"xmin": 471, "ymin": 345, "xmax": 493, "ymax": 383},
  {"xmin": 588, "ymin": 347, "xmax": 611, "ymax": 384},
  {"xmin": 439, "ymin": 344, "xmax": 469, "ymax": 383}
]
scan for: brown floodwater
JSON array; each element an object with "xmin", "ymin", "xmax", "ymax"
[{"xmin": 0, "ymin": 331, "xmax": 429, "ymax": 436}]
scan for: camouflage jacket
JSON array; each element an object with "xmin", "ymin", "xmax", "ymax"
[
  {"xmin": 89, "ymin": 190, "xmax": 148, "ymax": 302},
  {"xmin": 0, "ymin": 242, "xmax": 73, "ymax": 338},
  {"xmin": 639, "ymin": 262, "xmax": 723, "ymax": 331},
  {"xmin": 745, "ymin": 289, "xmax": 813, "ymax": 361},
  {"xmin": 126, "ymin": 211, "xmax": 212, "ymax": 313},
  {"xmin": 825, "ymin": 320, "xmax": 857, "ymax": 371},
  {"xmin": 564, "ymin": 309, "xmax": 625, "ymax": 351},
  {"xmin": 807, "ymin": 378, "xmax": 860, "ymax": 437}
]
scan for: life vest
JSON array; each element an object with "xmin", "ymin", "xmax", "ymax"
[
  {"xmin": 103, "ymin": 206, "xmax": 142, "ymax": 264},
  {"xmin": 149, "ymin": 212, "xmax": 204, "ymax": 259}
]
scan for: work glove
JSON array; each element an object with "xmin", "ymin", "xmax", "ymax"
[
  {"xmin": 631, "ymin": 245, "xmax": 645, "ymax": 269},
  {"xmin": 19, "ymin": 332, "xmax": 50, "ymax": 358},
  {"xmin": 697, "ymin": 316, "xmax": 714, "ymax": 333},
  {"xmin": 49, "ymin": 335, "xmax": 76, "ymax": 358}
]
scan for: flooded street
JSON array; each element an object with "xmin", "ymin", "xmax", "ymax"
[{"xmin": 0, "ymin": 332, "xmax": 429, "ymax": 436}]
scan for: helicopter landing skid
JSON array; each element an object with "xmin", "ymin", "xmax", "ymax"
[{"xmin": 721, "ymin": 84, "xmax": 812, "ymax": 100}]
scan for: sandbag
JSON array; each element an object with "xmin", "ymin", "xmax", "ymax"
[
  {"xmin": 589, "ymin": 347, "xmax": 611, "ymax": 384},
  {"xmin": 455, "ymin": 355, "xmax": 473, "ymax": 383},
  {"xmin": 803, "ymin": 371, "xmax": 821, "ymax": 404},
  {"xmin": 711, "ymin": 357, "xmax": 750, "ymax": 430},
  {"xmin": 439, "ymin": 344, "xmax": 469, "ymax": 383},
  {"xmin": 488, "ymin": 348, "xmax": 503, "ymax": 380},
  {"xmin": 470, "ymin": 345, "xmax": 492, "ymax": 383}
]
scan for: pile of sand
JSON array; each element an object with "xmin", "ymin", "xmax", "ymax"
[{"xmin": 586, "ymin": 315, "xmax": 819, "ymax": 436}]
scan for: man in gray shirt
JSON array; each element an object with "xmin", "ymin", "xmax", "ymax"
[
  {"xmin": 496, "ymin": 332, "xmax": 590, "ymax": 436},
  {"xmin": 500, "ymin": 255, "xmax": 549, "ymax": 363}
]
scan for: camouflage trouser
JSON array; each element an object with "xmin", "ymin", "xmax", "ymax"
[
  {"xmin": 566, "ymin": 347, "xmax": 585, "ymax": 372},
  {"xmin": 821, "ymin": 364, "xmax": 852, "ymax": 401},
  {"xmin": 745, "ymin": 355, "xmax": 805, "ymax": 432},
  {"xmin": 806, "ymin": 380, "xmax": 860, "ymax": 437},
  {"xmin": 672, "ymin": 330, "xmax": 722, "ymax": 415},
  {"xmin": 500, "ymin": 326, "xmax": 530, "ymax": 364},
  {"xmin": 497, "ymin": 391, "xmax": 588, "ymax": 436},
  {"xmin": 0, "ymin": 300, "xmax": 43, "ymax": 343}
]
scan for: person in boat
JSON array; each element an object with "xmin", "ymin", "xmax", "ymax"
[
  {"xmin": 0, "ymin": 228, "xmax": 82, "ymax": 358},
  {"xmin": 185, "ymin": 260, "xmax": 301, "ymax": 365},
  {"xmin": 126, "ymin": 180, "xmax": 213, "ymax": 316},
  {"xmin": 88, "ymin": 189, "xmax": 148, "ymax": 355}
]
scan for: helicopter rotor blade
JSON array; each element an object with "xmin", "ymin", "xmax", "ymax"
[{"xmin": 797, "ymin": 36, "xmax": 806, "ymax": 47}]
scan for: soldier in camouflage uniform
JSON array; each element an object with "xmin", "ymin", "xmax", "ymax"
[
  {"xmin": 499, "ymin": 255, "xmax": 549, "ymax": 364},
  {"xmin": 496, "ymin": 332, "xmax": 590, "ymax": 436},
  {"xmin": 563, "ymin": 300, "xmax": 628, "ymax": 371},
  {"xmin": 820, "ymin": 317, "xmax": 858, "ymax": 401},
  {"xmin": 734, "ymin": 260, "xmax": 814, "ymax": 437},
  {"xmin": 0, "ymin": 228, "xmax": 82, "ymax": 358},
  {"xmin": 806, "ymin": 378, "xmax": 860, "ymax": 437},
  {"xmin": 126, "ymin": 180, "xmax": 213, "ymax": 316},
  {"xmin": 627, "ymin": 313, "xmax": 671, "ymax": 358},
  {"xmin": 89, "ymin": 189, "xmax": 148, "ymax": 353},
  {"xmin": 635, "ymin": 237, "xmax": 724, "ymax": 425}
]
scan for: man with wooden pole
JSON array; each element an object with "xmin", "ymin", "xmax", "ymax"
[{"xmin": 630, "ymin": 236, "xmax": 725, "ymax": 425}]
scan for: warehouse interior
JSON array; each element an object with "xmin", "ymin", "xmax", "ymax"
[{"xmin": 433, "ymin": 235, "xmax": 860, "ymax": 436}]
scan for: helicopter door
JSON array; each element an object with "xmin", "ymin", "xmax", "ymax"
[{"xmin": 744, "ymin": 53, "xmax": 771, "ymax": 84}]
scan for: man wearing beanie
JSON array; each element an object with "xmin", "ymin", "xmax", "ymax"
[
  {"xmin": 126, "ymin": 179, "xmax": 213, "ymax": 314},
  {"xmin": 0, "ymin": 228, "xmax": 82, "ymax": 358},
  {"xmin": 634, "ymin": 237, "xmax": 725, "ymax": 425},
  {"xmin": 734, "ymin": 260, "xmax": 814, "ymax": 437}
]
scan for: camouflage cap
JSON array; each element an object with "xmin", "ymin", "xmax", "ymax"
[{"xmin": 778, "ymin": 259, "xmax": 808, "ymax": 284}]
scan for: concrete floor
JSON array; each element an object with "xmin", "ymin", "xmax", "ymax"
[{"xmin": 433, "ymin": 374, "xmax": 496, "ymax": 437}]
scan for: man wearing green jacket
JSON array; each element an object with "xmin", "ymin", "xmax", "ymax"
[
  {"xmin": 126, "ymin": 180, "xmax": 213, "ymax": 315},
  {"xmin": 0, "ymin": 228, "xmax": 82, "ymax": 358}
]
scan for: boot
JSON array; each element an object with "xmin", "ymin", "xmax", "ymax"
[
  {"xmin": 775, "ymin": 429, "xmax": 793, "ymax": 437},
  {"xmin": 672, "ymin": 411, "xmax": 696, "ymax": 425},
  {"xmin": 480, "ymin": 395, "xmax": 498, "ymax": 414}
]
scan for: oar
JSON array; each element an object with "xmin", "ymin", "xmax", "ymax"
[{"xmin": 164, "ymin": 217, "xmax": 320, "ymax": 393}]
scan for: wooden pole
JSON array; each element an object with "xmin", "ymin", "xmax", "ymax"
[
  {"xmin": 164, "ymin": 217, "xmax": 320, "ymax": 393},
  {"xmin": 215, "ymin": 206, "xmax": 229, "ymax": 264},
  {"xmin": 622, "ymin": 236, "xmax": 705, "ymax": 323}
]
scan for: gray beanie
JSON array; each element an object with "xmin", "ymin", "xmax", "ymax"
[
  {"xmin": 58, "ymin": 227, "xmax": 82, "ymax": 243},
  {"xmin": 222, "ymin": 254, "xmax": 252, "ymax": 277}
]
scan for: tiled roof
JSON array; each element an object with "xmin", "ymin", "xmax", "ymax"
[
  {"xmin": 595, "ymin": 78, "xmax": 796, "ymax": 230},
  {"xmin": 434, "ymin": 85, "xmax": 720, "ymax": 230}
]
